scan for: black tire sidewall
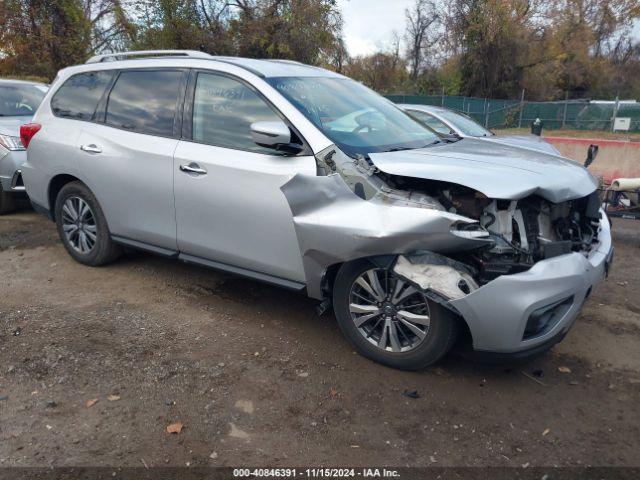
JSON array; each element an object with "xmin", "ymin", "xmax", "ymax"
[
  {"xmin": 333, "ymin": 258, "xmax": 457, "ymax": 370},
  {"xmin": 0, "ymin": 183, "xmax": 17, "ymax": 215},
  {"xmin": 54, "ymin": 182, "xmax": 115, "ymax": 266}
]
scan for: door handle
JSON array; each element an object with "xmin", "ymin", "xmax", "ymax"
[
  {"xmin": 80, "ymin": 144, "xmax": 102, "ymax": 154},
  {"xmin": 179, "ymin": 163, "xmax": 207, "ymax": 175}
]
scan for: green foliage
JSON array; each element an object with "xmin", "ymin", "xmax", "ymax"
[
  {"xmin": 0, "ymin": 0, "xmax": 637, "ymax": 101},
  {"xmin": 403, "ymin": 0, "xmax": 640, "ymax": 100},
  {"xmin": 0, "ymin": 0, "xmax": 343, "ymax": 80},
  {"xmin": 0, "ymin": 0, "xmax": 88, "ymax": 79}
]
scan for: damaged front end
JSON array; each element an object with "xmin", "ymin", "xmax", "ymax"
[
  {"xmin": 281, "ymin": 146, "xmax": 493, "ymax": 302},
  {"xmin": 385, "ymin": 176, "xmax": 605, "ymax": 286},
  {"xmin": 282, "ymin": 143, "xmax": 612, "ymax": 354}
]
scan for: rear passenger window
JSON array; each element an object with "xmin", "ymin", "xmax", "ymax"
[
  {"xmin": 105, "ymin": 70, "xmax": 182, "ymax": 137},
  {"xmin": 51, "ymin": 71, "xmax": 114, "ymax": 120},
  {"xmin": 192, "ymin": 73, "xmax": 283, "ymax": 152}
]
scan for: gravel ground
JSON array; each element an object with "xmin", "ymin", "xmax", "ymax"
[{"xmin": 0, "ymin": 210, "xmax": 639, "ymax": 468}]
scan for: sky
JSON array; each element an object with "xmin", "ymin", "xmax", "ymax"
[
  {"xmin": 338, "ymin": 0, "xmax": 640, "ymax": 58},
  {"xmin": 337, "ymin": 0, "xmax": 415, "ymax": 57}
]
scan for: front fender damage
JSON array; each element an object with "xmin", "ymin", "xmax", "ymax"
[{"xmin": 281, "ymin": 172, "xmax": 488, "ymax": 300}]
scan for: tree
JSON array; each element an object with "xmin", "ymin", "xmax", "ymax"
[
  {"xmin": 0, "ymin": 0, "xmax": 134, "ymax": 80},
  {"xmin": 229, "ymin": 0, "xmax": 343, "ymax": 65},
  {"xmin": 404, "ymin": 0, "xmax": 442, "ymax": 81},
  {"xmin": 344, "ymin": 48, "xmax": 409, "ymax": 93},
  {"xmin": 129, "ymin": 0, "xmax": 233, "ymax": 54},
  {"xmin": 543, "ymin": 0, "xmax": 640, "ymax": 97},
  {"xmin": 444, "ymin": 0, "xmax": 542, "ymax": 98}
]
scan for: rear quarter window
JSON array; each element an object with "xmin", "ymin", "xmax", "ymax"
[{"xmin": 51, "ymin": 71, "xmax": 115, "ymax": 120}]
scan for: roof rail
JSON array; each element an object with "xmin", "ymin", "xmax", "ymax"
[
  {"xmin": 266, "ymin": 59, "xmax": 304, "ymax": 66},
  {"xmin": 85, "ymin": 50, "xmax": 213, "ymax": 64}
]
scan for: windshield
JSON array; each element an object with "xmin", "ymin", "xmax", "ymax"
[
  {"xmin": 267, "ymin": 77, "xmax": 439, "ymax": 156},
  {"xmin": 438, "ymin": 109, "xmax": 492, "ymax": 137},
  {"xmin": 0, "ymin": 84, "xmax": 47, "ymax": 116}
]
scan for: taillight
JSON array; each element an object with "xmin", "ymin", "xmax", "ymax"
[{"xmin": 19, "ymin": 123, "xmax": 41, "ymax": 149}]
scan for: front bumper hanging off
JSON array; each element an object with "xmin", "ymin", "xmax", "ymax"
[{"xmin": 450, "ymin": 211, "xmax": 613, "ymax": 355}]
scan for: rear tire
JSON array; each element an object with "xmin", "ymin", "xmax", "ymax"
[
  {"xmin": 54, "ymin": 181, "xmax": 122, "ymax": 266},
  {"xmin": 0, "ymin": 184, "xmax": 18, "ymax": 215},
  {"xmin": 332, "ymin": 258, "xmax": 459, "ymax": 370}
]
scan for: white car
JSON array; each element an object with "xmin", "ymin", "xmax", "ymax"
[
  {"xmin": 0, "ymin": 79, "xmax": 48, "ymax": 213},
  {"xmin": 400, "ymin": 104, "xmax": 561, "ymax": 156}
]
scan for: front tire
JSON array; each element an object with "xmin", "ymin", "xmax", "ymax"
[
  {"xmin": 333, "ymin": 259, "xmax": 459, "ymax": 370},
  {"xmin": 54, "ymin": 181, "xmax": 122, "ymax": 266}
]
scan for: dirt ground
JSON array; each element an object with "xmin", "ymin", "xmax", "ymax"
[{"xmin": 0, "ymin": 209, "xmax": 639, "ymax": 469}]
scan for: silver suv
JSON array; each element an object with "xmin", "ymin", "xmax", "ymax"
[
  {"xmin": 22, "ymin": 51, "xmax": 613, "ymax": 370},
  {"xmin": 0, "ymin": 79, "xmax": 48, "ymax": 213}
]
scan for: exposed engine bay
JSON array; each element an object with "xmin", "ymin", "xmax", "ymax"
[
  {"xmin": 385, "ymin": 175, "xmax": 603, "ymax": 285},
  {"xmin": 314, "ymin": 145, "xmax": 603, "ymax": 289}
]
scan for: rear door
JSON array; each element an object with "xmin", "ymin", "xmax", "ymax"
[
  {"xmin": 76, "ymin": 69, "xmax": 187, "ymax": 250},
  {"xmin": 173, "ymin": 70, "xmax": 316, "ymax": 282}
]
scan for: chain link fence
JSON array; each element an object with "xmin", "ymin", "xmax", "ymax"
[{"xmin": 385, "ymin": 94, "xmax": 640, "ymax": 132}]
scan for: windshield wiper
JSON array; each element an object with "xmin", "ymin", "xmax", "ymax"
[
  {"xmin": 439, "ymin": 133, "xmax": 463, "ymax": 143},
  {"xmin": 384, "ymin": 146, "xmax": 416, "ymax": 152}
]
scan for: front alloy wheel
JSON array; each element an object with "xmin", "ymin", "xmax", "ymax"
[
  {"xmin": 349, "ymin": 268, "xmax": 431, "ymax": 353},
  {"xmin": 333, "ymin": 259, "xmax": 459, "ymax": 370}
]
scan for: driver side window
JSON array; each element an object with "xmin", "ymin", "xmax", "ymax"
[{"xmin": 192, "ymin": 72, "xmax": 283, "ymax": 153}]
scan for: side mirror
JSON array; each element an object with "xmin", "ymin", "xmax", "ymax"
[
  {"xmin": 584, "ymin": 144, "xmax": 599, "ymax": 168},
  {"xmin": 250, "ymin": 121, "xmax": 302, "ymax": 154}
]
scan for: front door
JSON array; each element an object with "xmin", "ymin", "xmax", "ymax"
[{"xmin": 173, "ymin": 71, "xmax": 316, "ymax": 282}]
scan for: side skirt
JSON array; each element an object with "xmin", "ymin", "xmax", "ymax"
[
  {"xmin": 179, "ymin": 253, "xmax": 306, "ymax": 292},
  {"xmin": 111, "ymin": 235, "xmax": 179, "ymax": 258},
  {"xmin": 110, "ymin": 235, "xmax": 307, "ymax": 293}
]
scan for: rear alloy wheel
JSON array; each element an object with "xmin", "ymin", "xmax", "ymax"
[
  {"xmin": 54, "ymin": 181, "xmax": 122, "ymax": 266},
  {"xmin": 61, "ymin": 196, "xmax": 98, "ymax": 254},
  {"xmin": 333, "ymin": 259, "xmax": 459, "ymax": 370}
]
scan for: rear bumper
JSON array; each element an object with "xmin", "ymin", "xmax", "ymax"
[{"xmin": 451, "ymin": 210, "xmax": 613, "ymax": 354}]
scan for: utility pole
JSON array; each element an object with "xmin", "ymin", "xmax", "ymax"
[
  {"xmin": 518, "ymin": 89, "xmax": 525, "ymax": 129},
  {"xmin": 483, "ymin": 97, "xmax": 488, "ymax": 126},
  {"xmin": 562, "ymin": 91, "xmax": 569, "ymax": 129},
  {"xmin": 611, "ymin": 94, "xmax": 620, "ymax": 132},
  {"xmin": 485, "ymin": 101, "xmax": 490, "ymax": 128}
]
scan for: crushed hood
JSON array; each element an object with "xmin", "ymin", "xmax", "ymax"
[
  {"xmin": 0, "ymin": 116, "xmax": 32, "ymax": 137},
  {"xmin": 369, "ymin": 138, "xmax": 597, "ymax": 203}
]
